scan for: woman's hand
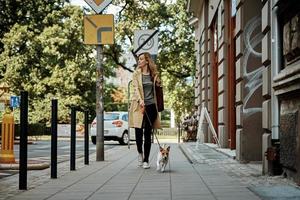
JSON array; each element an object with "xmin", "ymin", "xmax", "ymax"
[
  {"xmin": 156, "ymin": 77, "xmax": 162, "ymax": 86},
  {"xmin": 139, "ymin": 101, "xmax": 145, "ymax": 114},
  {"xmin": 156, "ymin": 81, "xmax": 161, "ymax": 86},
  {"xmin": 139, "ymin": 101, "xmax": 145, "ymax": 107}
]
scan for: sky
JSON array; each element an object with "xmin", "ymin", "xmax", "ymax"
[{"xmin": 70, "ymin": 0, "xmax": 88, "ymax": 7}]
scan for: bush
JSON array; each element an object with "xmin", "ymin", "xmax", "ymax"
[
  {"xmin": 105, "ymin": 103, "xmax": 128, "ymax": 112},
  {"xmin": 161, "ymin": 109, "xmax": 171, "ymax": 121},
  {"xmin": 0, "ymin": 123, "xmax": 51, "ymax": 137},
  {"xmin": 161, "ymin": 120, "xmax": 170, "ymax": 128}
]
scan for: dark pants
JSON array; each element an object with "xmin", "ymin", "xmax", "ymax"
[{"xmin": 135, "ymin": 103, "xmax": 157, "ymax": 163}]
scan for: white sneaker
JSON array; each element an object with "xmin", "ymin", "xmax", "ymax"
[
  {"xmin": 138, "ymin": 154, "xmax": 143, "ymax": 166},
  {"xmin": 143, "ymin": 162, "xmax": 150, "ymax": 169}
]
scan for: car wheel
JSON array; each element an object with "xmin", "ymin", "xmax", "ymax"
[
  {"xmin": 119, "ymin": 131, "xmax": 129, "ymax": 145},
  {"xmin": 91, "ymin": 136, "xmax": 96, "ymax": 145}
]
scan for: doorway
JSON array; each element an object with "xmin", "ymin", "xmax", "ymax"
[{"xmin": 227, "ymin": 0, "xmax": 237, "ymax": 149}]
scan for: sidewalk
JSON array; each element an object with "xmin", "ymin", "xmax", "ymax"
[
  {"xmin": 2, "ymin": 140, "xmax": 300, "ymax": 200},
  {"xmin": 5, "ymin": 142, "xmax": 264, "ymax": 200},
  {"xmin": 180, "ymin": 142, "xmax": 300, "ymax": 200}
]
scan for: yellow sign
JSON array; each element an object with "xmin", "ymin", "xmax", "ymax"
[
  {"xmin": 84, "ymin": 14, "xmax": 114, "ymax": 45},
  {"xmin": 84, "ymin": 0, "xmax": 112, "ymax": 13},
  {"xmin": 93, "ymin": 0, "xmax": 103, "ymax": 6}
]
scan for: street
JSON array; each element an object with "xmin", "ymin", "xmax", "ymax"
[{"xmin": 0, "ymin": 140, "xmax": 119, "ymax": 179}]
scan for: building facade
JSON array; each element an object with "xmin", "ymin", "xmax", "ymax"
[{"xmin": 188, "ymin": 0, "xmax": 300, "ymax": 184}]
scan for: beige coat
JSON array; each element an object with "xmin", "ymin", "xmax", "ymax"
[{"xmin": 129, "ymin": 68, "xmax": 161, "ymax": 129}]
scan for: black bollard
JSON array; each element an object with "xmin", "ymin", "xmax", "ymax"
[
  {"xmin": 70, "ymin": 107, "xmax": 76, "ymax": 170},
  {"xmin": 19, "ymin": 91, "xmax": 28, "ymax": 190},
  {"xmin": 84, "ymin": 111, "xmax": 89, "ymax": 165},
  {"xmin": 51, "ymin": 99, "xmax": 58, "ymax": 178}
]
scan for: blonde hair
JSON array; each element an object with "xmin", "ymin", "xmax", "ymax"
[{"xmin": 138, "ymin": 52, "xmax": 159, "ymax": 82}]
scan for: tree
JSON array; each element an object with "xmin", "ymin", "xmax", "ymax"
[
  {"xmin": 106, "ymin": 0, "xmax": 196, "ymax": 123},
  {"xmin": 0, "ymin": 0, "xmax": 196, "ymax": 125},
  {"xmin": 0, "ymin": 0, "xmax": 66, "ymax": 54},
  {"xmin": 0, "ymin": 3, "xmax": 98, "ymax": 123}
]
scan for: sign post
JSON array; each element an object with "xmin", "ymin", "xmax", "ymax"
[
  {"xmin": 96, "ymin": 45, "xmax": 104, "ymax": 161},
  {"xmin": 84, "ymin": 0, "xmax": 114, "ymax": 161}
]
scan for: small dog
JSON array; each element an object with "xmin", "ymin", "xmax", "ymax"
[{"xmin": 156, "ymin": 144, "xmax": 170, "ymax": 172}]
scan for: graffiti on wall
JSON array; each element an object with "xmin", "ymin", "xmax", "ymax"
[{"xmin": 242, "ymin": 16, "xmax": 264, "ymax": 118}]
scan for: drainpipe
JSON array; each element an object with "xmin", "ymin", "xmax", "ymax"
[{"xmin": 271, "ymin": 2, "xmax": 280, "ymax": 140}]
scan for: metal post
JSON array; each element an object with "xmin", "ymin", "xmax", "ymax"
[
  {"xmin": 51, "ymin": 99, "xmax": 58, "ymax": 178},
  {"xmin": 178, "ymin": 123, "xmax": 180, "ymax": 144},
  {"xmin": 84, "ymin": 110, "xmax": 89, "ymax": 165},
  {"xmin": 19, "ymin": 91, "xmax": 28, "ymax": 190},
  {"xmin": 271, "ymin": 4, "xmax": 280, "ymax": 140},
  {"xmin": 127, "ymin": 80, "xmax": 132, "ymax": 149},
  {"xmin": 96, "ymin": 45, "xmax": 104, "ymax": 161},
  {"xmin": 70, "ymin": 107, "xmax": 76, "ymax": 170},
  {"xmin": 180, "ymin": 123, "xmax": 182, "ymax": 142}
]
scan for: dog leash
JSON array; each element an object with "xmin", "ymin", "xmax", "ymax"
[{"xmin": 144, "ymin": 109, "xmax": 162, "ymax": 149}]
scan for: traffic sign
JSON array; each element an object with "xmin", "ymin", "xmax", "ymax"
[
  {"xmin": 84, "ymin": 14, "xmax": 114, "ymax": 45},
  {"xmin": 10, "ymin": 96, "xmax": 20, "ymax": 108},
  {"xmin": 84, "ymin": 0, "xmax": 112, "ymax": 14},
  {"xmin": 134, "ymin": 30, "xmax": 158, "ymax": 55}
]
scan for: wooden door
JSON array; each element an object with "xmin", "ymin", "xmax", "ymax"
[
  {"xmin": 227, "ymin": 0, "xmax": 236, "ymax": 149},
  {"xmin": 210, "ymin": 16, "xmax": 219, "ymax": 138}
]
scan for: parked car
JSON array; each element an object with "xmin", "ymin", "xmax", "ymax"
[{"xmin": 90, "ymin": 112, "xmax": 135, "ymax": 145}]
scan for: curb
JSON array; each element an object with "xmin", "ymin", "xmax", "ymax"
[
  {"xmin": 0, "ymin": 141, "xmax": 35, "ymax": 145},
  {"xmin": 0, "ymin": 145, "xmax": 126, "ymax": 171},
  {"xmin": 13, "ymin": 141, "xmax": 36, "ymax": 145},
  {"xmin": 203, "ymin": 143, "xmax": 236, "ymax": 159},
  {"xmin": 178, "ymin": 142, "xmax": 236, "ymax": 164},
  {"xmin": 0, "ymin": 161, "xmax": 50, "ymax": 170},
  {"xmin": 178, "ymin": 143, "xmax": 194, "ymax": 164}
]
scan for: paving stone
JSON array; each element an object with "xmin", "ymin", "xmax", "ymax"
[
  {"xmin": 2, "ymin": 142, "xmax": 300, "ymax": 200},
  {"xmin": 249, "ymin": 185, "xmax": 300, "ymax": 200}
]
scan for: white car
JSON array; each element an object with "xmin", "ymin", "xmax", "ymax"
[{"xmin": 90, "ymin": 112, "xmax": 135, "ymax": 145}]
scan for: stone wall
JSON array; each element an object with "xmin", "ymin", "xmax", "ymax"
[{"xmin": 273, "ymin": 0, "xmax": 300, "ymax": 185}]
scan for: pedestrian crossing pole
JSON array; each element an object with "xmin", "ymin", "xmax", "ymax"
[{"xmin": 127, "ymin": 80, "xmax": 132, "ymax": 150}]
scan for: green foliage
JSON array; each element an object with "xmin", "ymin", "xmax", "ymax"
[
  {"xmin": 160, "ymin": 109, "xmax": 171, "ymax": 128},
  {"xmin": 105, "ymin": 102, "xmax": 128, "ymax": 112},
  {"xmin": 0, "ymin": 0, "xmax": 67, "ymax": 54},
  {"xmin": 103, "ymin": 83, "xmax": 127, "ymax": 111},
  {"xmin": 0, "ymin": 2, "xmax": 97, "ymax": 123},
  {"xmin": 111, "ymin": 0, "xmax": 196, "ymax": 123},
  {"xmin": 0, "ymin": 0, "xmax": 196, "ymax": 126},
  {"xmin": 161, "ymin": 109, "xmax": 171, "ymax": 121},
  {"xmin": 13, "ymin": 123, "xmax": 51, "ymax": 137}
]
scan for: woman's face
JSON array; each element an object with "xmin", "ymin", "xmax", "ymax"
[{"xmin": 138, "ymin": 54, "xmax": 148, "ymax": 69}]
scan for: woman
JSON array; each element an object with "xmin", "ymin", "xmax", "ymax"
[{"xmin": 129, "ymin": 52, "xmax": 161, "ymax": 169}]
